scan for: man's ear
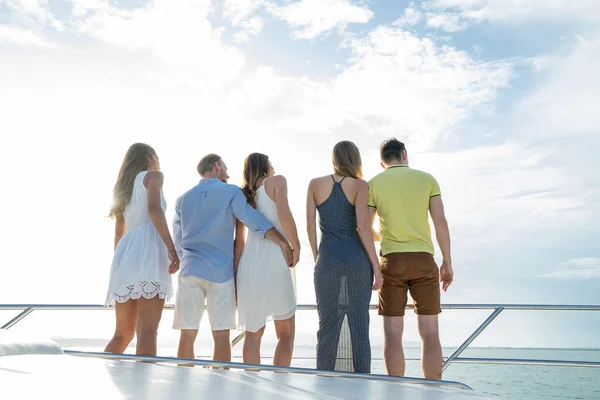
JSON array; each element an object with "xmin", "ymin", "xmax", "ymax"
[{"xmin": 380, "ymin": 162, "xmax": 385, "ymax": 169}]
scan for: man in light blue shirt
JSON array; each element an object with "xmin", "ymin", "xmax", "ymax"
[{"xmin": 172, "ymin": 153, "xmax": 292, "ymax": 363}]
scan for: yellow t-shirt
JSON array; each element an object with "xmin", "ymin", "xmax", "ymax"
[{"xmin": 368, "ymin": 165, "xmax": 441, "ymax": 256}]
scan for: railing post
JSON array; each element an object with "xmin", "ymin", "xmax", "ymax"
[
  {"xmin": 1, "ymin": 307, "xmax": 35, "ymax": 330},
  {"xmin": 231, "ymin": 332, "xmax": 245, "ymax": 348},
  {"xmin": 442, "ymin": 306, "xmax": 504, "ymax": 372}
]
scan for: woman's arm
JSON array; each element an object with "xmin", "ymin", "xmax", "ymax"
[
  {"xmin": 146, "ymin": 171, "xmax": 179, "ymax": 271},
  {"xmin": 233, "ymin": 218, "xmax": 246, "ymax": 304},
  {"xmin": 272, "ymin": 176, "xmax": 301, "ymax": 267},
  {"xmin": 114, "ymin": 214, "xmax": 126, "ymax": 251},
  {"xmin": 306, "ymin": 179, "xmax": 319, "ymax": 263},
  {"xmin": 355, "ymin": 180, "xmax": 383, "ymax": 290},
  {"xmin": 234, "ymin": 219, "xmax": 246, "ymax": 273}
]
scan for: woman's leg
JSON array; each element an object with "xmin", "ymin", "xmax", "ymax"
[
  {"xmin": 243, "ymin": 326, "xmax": 265, "ymax": 365},
  {"xmin": 315, "ymin": 268, "xmax": 344, "ymax": 371},
  {"xmin": 135, "ymin": 296, "xmax": 165, "ymax": 356},
  {"xmin": 104, "ymin": 300, "xmax": 138, "ymax": 354},
  {"xmin": 346, "ymin": 266, "xmax": 373, "ymax": 373},
  {"xmin": 273, "ymin": 316, "xmax": 295, "ymax": 367}
]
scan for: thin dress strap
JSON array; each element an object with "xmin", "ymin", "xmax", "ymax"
[{"xmin": 331, "ymin": 175, "xmax": 346, "ymax": 184}]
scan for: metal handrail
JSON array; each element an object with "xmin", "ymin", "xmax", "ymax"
[
  {"xmin": 2, "ymin": 303, "xmax": 599, "ymax": 371},
  {"xmin": 2, "ymin": 303, "xmax": 600, "ymax": 311},
  {"xmin": 447, "ymin": 357, "xmax": 600, "ymax": 368},
  {"xmin": 62, "ymin": 350, "xmax": 474, "ymax": 390}
]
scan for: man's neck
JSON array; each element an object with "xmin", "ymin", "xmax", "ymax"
[{"xmin": 385, "ymin": 161, "xmax": 408, "ymax": 168}]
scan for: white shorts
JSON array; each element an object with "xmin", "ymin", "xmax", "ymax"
[{"xmin": 172, "ymin": 275, "xmax": 236, "ymax": 331}]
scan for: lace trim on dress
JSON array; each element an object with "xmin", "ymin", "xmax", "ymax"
[{"xmin": 106, "ymin": 280, "xmax": 173, "ymax": 305}]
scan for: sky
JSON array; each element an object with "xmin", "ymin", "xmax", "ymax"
[{"xmin": 0, "ymin": 0, "xmax": 599, "ymax": 350}]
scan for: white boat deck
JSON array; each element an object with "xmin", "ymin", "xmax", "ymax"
[
  {"xmin": 0, "ymin": 354, "xmax": 498, "ymax": 399},
  {"xmin": 0, "ymin": 329, "xmax": 497, "ymax": 399}
]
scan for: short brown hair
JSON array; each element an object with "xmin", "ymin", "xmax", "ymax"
[
  {"xmin": 332, "ymin": 141, "xmax": 363, "ymax": 180},
  {"xmin": 197, "ymin": 154, "xmax": 222, "ymax": 176},
  {"xmin": 380, "ymin": 138, "xmax": 406, "ymax": 164}
]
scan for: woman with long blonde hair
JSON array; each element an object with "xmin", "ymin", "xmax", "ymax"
[
  {"xmin": 235, "ymin": 153, "xmax": 300, "ymax": 367},
  {"xmin": 306, "ymin": 140, "xmax": 383, "ymax": 373},
  {"xmin": 104, "ymin": 143, "xmax": 179, "ymax": 356}
]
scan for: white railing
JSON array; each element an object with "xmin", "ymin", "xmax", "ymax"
[{"xmin": 1, "ymin": 303, "xmax": 599, "ymax": 376}]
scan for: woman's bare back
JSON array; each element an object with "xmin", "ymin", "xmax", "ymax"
[{"xmin": 311, "ymin": 174, "xmax": 362, "ymax": 207}]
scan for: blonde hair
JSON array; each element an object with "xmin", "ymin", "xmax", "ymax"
[
  {"xmin": 332, "ymin": 141, "xmax": 363, "ymax": 180},
  {"xmin": 241, "ymin": 153, "xmax": 270, "ymax": 208},
  {"xmin": 109, "ymin": 143, "xmax": 157, "ymax": 219}
]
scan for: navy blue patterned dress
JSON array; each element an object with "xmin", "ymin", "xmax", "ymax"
[{"xmin": 314, "ymin": 176, "xmax": 373, "ymax": 373}]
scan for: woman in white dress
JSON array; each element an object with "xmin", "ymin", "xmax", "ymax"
[
  {"xmin": 235, "ymin": 153, "xmax": 300, "ymax": 366},
  {"xmin": 104, "ymin": 143, "xmax": 180, "ymax": 357}
]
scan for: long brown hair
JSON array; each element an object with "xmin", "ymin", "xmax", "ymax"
[
  {"xmin": 109, "ymin": 143, "xmax": 157, "ymax": 218},
  {"xmin": 241, "ymin": 153, "xmax": 270, "ymax": 208},
  {"xmin": 332, "ymin": 141, "xmax": 363, "ymax": 179}
]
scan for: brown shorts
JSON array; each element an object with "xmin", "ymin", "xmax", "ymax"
[{"xmin": 378, "ymin": 252, "xmax": 441, "ymax": 317}]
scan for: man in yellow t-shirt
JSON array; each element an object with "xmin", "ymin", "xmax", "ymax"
[{"xmin": 368, "ymin": 138, "xmax": 454, "ymax": 380}]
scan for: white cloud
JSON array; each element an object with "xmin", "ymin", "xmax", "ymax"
[
  {"xmin": 270, "ymin": 0, "xmax": 373, "ymax": 39},
  {"xmin": 0, "ymin": 0, "xmax": 62, "ymax": 48},
  {"xmin": 426, "ymin": 12, "xmax": 467, "ymax": 32},
  {"xmin": 70, "ymin": 0, "xmax": 112, "ymax": 18},
  {"xmin": 3, "ymin": 0, "xmax": 64, "ymax": 31},
  {"xmin": 451, "ymin": 148, "xmax": 589, "ymax": 227},
  {"xmin": 517, "ymin": 37, "xmax": 600, "ymax": 138},
  {"xmin": 215, "ymin": 26, "xmax": 512, "ymax": 150},
  {"xmin": 70, "ymin": 0, "xmax": 246, "ymax": 88},
  {"xmin": 422, "ymin": 0, "xmax": 600, "ymax": 30},
  {"xmin": 223, "ymin": 0, "xmax": 265, "ymax": 26},
  {"xmin": 232, "ymin": 16, "xmax": 264, "ymax": 43},
  {"xmin": 0, "ymin": 24, "xmax": 56, "ymax": 48},
  {"xmin": 332, "ymin": 27, "xmax": 511, "ymax": 149},
  {"xmin": 541, "ymin": 258, "xmax": 600, "ymax": 280},
  {"xmin": 393, "ymin": 7, "xmax": 423, "ymax": 27}
]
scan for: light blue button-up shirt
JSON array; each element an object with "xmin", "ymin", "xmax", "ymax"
[{"xmin": 173, "ymin": 178, "xmax": 274, "ymax": 283}]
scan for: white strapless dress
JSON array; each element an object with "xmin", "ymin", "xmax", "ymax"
[
  {"xmin": 236, "ymin": 186, "xmax": 297, "ymax": 332},
  {"xmin": 104, "ymin": 171, "xmax": 173, "ymax": 306}
]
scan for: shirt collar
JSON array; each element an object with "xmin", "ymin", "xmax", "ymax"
[
  {"xmin": 199, "ymin": 178, "xmax": 222, "ymax": 184},
  {"xmin": 386, "ymin": 164, "xmax": 409, "ymax": 169}
]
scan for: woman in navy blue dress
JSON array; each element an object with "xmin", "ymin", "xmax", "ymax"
[{"xmin": 306, "ymin": 141, "xmax": 383, "ymax": 373}]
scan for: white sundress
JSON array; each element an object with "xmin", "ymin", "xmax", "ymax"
[
  {"xmin": 105, "ymin": 171, "xmax": 173, "ymax": 306},
  {"xmin": 236, "ymin": 186, "xmax": 297, "ymax": 333}
]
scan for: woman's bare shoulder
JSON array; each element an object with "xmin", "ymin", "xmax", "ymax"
[
  {"xmin": 351, "ymin": 178, "xmax": 368, "ymax": 191},
  {"xmin": 143, "ymin": 170, "xmax": 164, "ymax": 188},
  {"xmin": 265, "ymin": 175, "xmax": 287, "ymax": 192},
  {"xmin": 268, "ymin": 175, "xmax": 287, "ymax": 185},
  {"xmin": 309, "ymin": 175, "xmax": 333, "ymax": 185},
  {"xmin": 146, "ymin": 170, "xmax": 164, "ymax": 180}
]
